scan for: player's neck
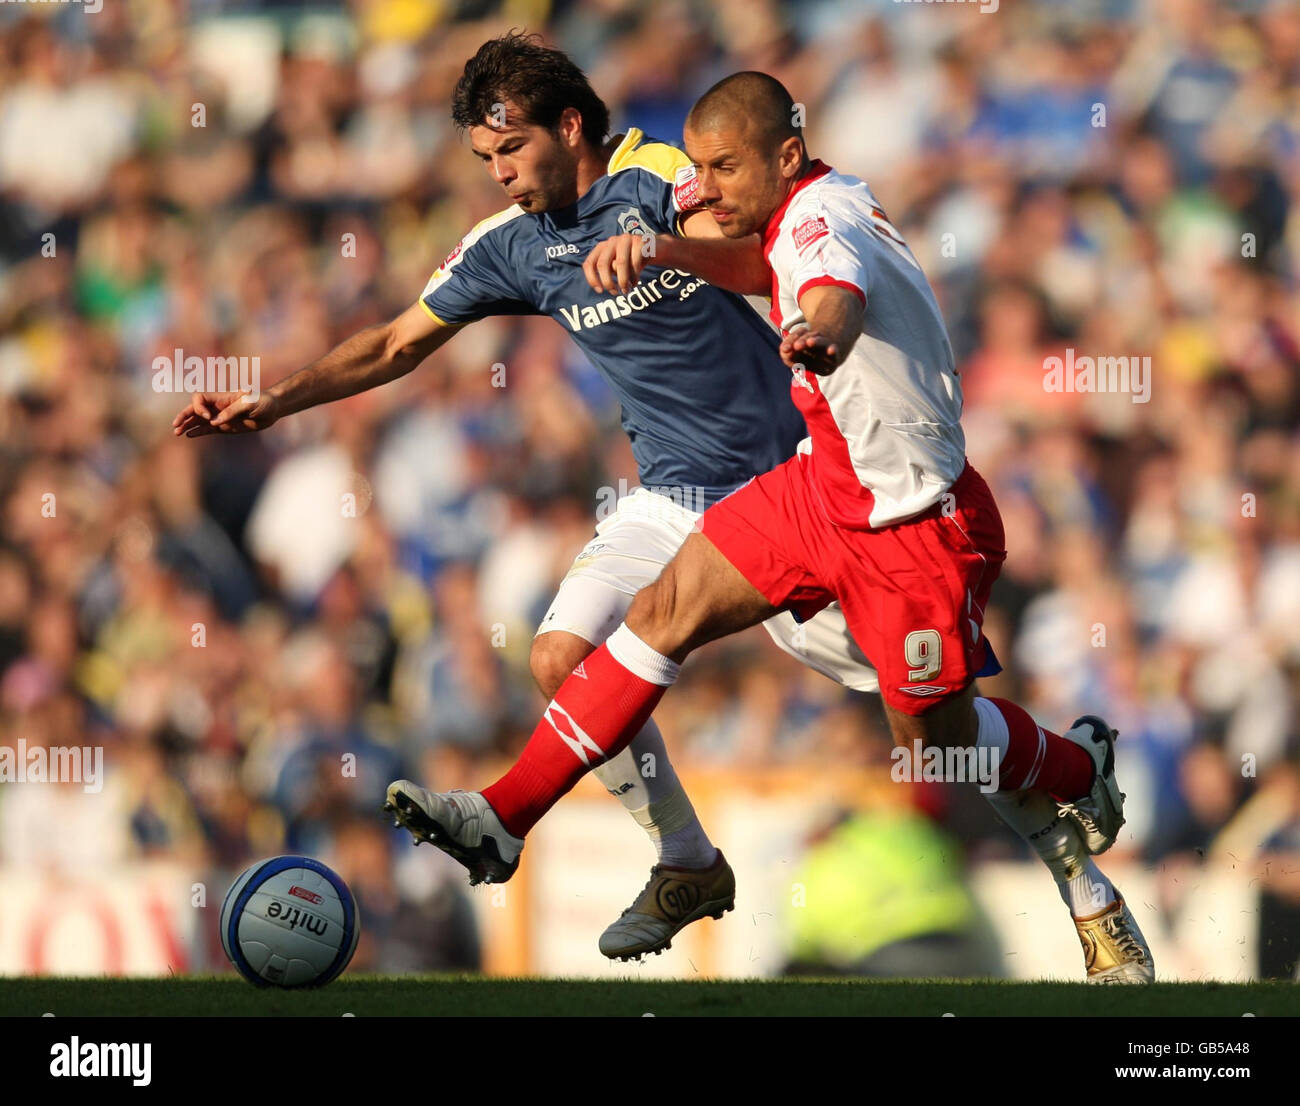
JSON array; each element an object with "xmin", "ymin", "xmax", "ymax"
[
  {"xmin": 573, "ymin": 137, "xmax": 617, "ymax": 200},
  {"xmin": 760, "ymin": 156, "xmax": 823, "ymax": 240}
]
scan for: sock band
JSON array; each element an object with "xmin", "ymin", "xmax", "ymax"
[
  {"xmin": 605, "ymin": 623, "xmax": 681, "ymax": 687},
  {"xmin": 973, "ymin": 694, "xmax": 1008, "ymax": 757},
  {"xmin": 978, "ymin": 696, "xmax": 1090, "ymax": 796}
]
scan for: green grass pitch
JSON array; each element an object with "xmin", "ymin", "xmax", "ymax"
[{"xmin": 1, "ymin": 977, "xmax": 1296, "ymax": 1017}]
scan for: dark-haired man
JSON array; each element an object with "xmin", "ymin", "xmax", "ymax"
[
  {"xmin": 395, "ymin": 71, "xmax": 1155, "ymax": 983},
  {"xmin": 174, "ymin": 35, "xmax": 885, "ymax": 961}
]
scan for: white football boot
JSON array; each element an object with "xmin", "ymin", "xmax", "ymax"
[
  {"xmin": 1054, "ymin": 714, "xmax": 1126, "ymax": 855},
  {"xmin": 384, "ymin": 781, "xmax": 524, "ymax": 885},
  {"xmin": 1074, "ymin": 895, "xmax": 1155, "ymax": 984}
]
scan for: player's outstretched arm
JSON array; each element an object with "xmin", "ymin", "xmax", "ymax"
[
  {"xmin": 582, "ymin": 211, "xmax": 768, "ymax": 297},
  {"xmin": 172, "ymin": 302, "xmax": 461, "ymax": 438},
  {"xmin": 779, "ymin": 284, "xmax": 864, "ymax": 376}
]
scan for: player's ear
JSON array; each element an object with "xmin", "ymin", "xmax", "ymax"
[
  {"xmin": 558, "ymin": 107, "xmax": 584, "ymax": 149},
  {"xmin": 778, "ymin": 136, "xmax": 804, "ymax": 179}
]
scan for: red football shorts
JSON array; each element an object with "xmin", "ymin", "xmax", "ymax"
[{"xmin": 700, "ymin": 455, "xmax": 1007, "ymax": 715}]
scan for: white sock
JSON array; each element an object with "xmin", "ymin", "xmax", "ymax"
[
  {"xmin": 592, "ymin": 717, "xmax": 717, "ymax": 869},
  {"xmin": 984, "ymin": 787, "xmax": 1116, "ymax": 916},
  {"xmin": 605, "ymin": 623, "xmax": 680, "ymax": 686}
]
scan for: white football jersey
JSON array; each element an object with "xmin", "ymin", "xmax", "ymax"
[{"xmin": 762, "ymin": 161, "xmax": 966, "ymax": 529}]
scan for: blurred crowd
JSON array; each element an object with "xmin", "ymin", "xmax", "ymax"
[{"xmin": 1, "ymin": 0, "xmax": 1299, "ymax": 976}]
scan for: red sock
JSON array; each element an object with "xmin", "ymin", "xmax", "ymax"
[
  {"xmin": 483, "ymin": 641, "xmax": 670, "ymax": 836},
  {"xmin": 983, "ymin": 697, "xmax": 1094, "ymax": 800}
]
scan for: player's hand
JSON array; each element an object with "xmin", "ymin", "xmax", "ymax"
[
  {"xmin": 171, "ymin": 390, "xmax": 281, "ymax": 438},
  {"xmin": 780, "ymin": 327, "xmax": 842, "ymax": 376},
  {"xmin": 583, "ymin": 233, "xmax": 661, "ymax": 295}
]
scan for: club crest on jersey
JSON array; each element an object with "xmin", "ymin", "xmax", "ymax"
[
  {"xmin": 791, "ymin": 365, "xmax": 815, "ymax": 394},
  {"xmin": 673, "ymin": 165, "xmax": 702, "ymax": 211},
  {"xmin": 793, "ymin": 216, "xmax": 829, "ymax": 252},
  {"xmin": 617, "ymin": 207, "xmax": 649, "ymax": 238}
]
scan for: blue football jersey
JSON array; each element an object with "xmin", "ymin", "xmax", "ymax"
[{"xmin": 419, "ymin": 128, "xmax": 806, "ymax": 504}]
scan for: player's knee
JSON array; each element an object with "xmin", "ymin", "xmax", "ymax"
[
  {"xmin": 938, "ymin": 692, "xmax": 979, "ymax": 748},
  {"xmin": 885, "ymin": 709, "xmax": 923, "ymax": 749},
  {"xmin": 919, "ymin": 690, "xmax": 979, "ymax": 750},
  {"xmin": 886, "ymin": 687, "xmax": 978, "ymax": 750},
  {"xmin": 625, "ymin": 578, "xmax": 674, "ymax": 641},
  {"xmin": 529, "ymin": 635, "xmax": 591, "ymax": 699},
  {"xmin": 626, "ymin": 569, "xmax": 700, "ymax": 655}
]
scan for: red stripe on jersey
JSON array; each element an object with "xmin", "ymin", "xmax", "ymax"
[
  {"xmin": 786, "ymin": 372, "xmax": 877, "ymax": 528},
  {"xmin": 795, "ymin": 275, "xmax": 866, "ymax": 306},
  {"xmin": 764, "ymin": 162, "xmax": 836, "ymax": 331},
  {"xmin": 763, "ymin": 167, "xmax": 876, "ymax": 527},
  {"xmin": 768, "ymin": 267, "xmax": 784, "ymax": 331}
]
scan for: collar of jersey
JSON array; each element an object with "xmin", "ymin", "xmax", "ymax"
[{"xmin": 761, "ymin": 159, "xmax": 833, "ymax": 258}]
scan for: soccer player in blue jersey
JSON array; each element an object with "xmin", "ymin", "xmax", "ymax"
[{"xmin": 174, "ymin": 32, "xmax": 883, "ymax": 960}]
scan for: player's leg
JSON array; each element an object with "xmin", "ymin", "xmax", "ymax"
[
  {"xmin": 621, "ymin": 530, "xmax": 782, "ymax": 659},
  {"xmin": 842, "ymin": 465, "xmax": 1122, "ymax": 846},
  {"xmin": 384, "ymin": 458, "xmax": 823, "ymax": 886},
  {"xmin": 389, "ymin": 491, "xmax": 730, "ymax": 909},
  {"xmin": 780, "ymin": 595, "xmax": 1104, "ymax": 822},
  {"xmin": 868, "ymin": 684, "xmax": 1150, "ymax": 981},
  {"xmin": 765, "ymin": 608, "xmax": 1150, "ymax": 983},
  {"xmin": 883, "ymin": 685, "xmax": 1090, "ymax": 798},
  {"xmin": 530, "ymin": 604, "xmax": 734, "ymax": 960},
  {"xmin": 382, "ymin": 528, "xmax": 776, "ymax": 883},
  {"xmin": 531, "ymin": 627, "xmax": 716, "ymax": 870},
  {"xmin": 523, "ymin": 499, "xmax": 735, "ymax": 958},
  {"xmin": 527, "ymin": 571, "xmax": 717, "ymax": 873},
  {"xmin": 762, "ymin": 581, "xmax": 1151, "ymax": 979},
  {"xmin": 983, "ymin": 787, "xmax": 1153, "ymax": 982},
  {"xmin": 477, "ymin": 529, "xmax": 777, "ymax": 836},
  {"xmin": 849, "ymin": 464, "xmax": 1148, "ymax": 979}
]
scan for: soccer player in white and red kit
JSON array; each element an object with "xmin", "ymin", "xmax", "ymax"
[{"xmin": 393, "ymin": 72, "xmax": 1152, "ymax": 981}]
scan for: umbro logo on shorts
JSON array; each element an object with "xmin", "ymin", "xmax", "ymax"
[{"xmin": 899, "ymin": 684, "xmax": 948, "ymax": 696}]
